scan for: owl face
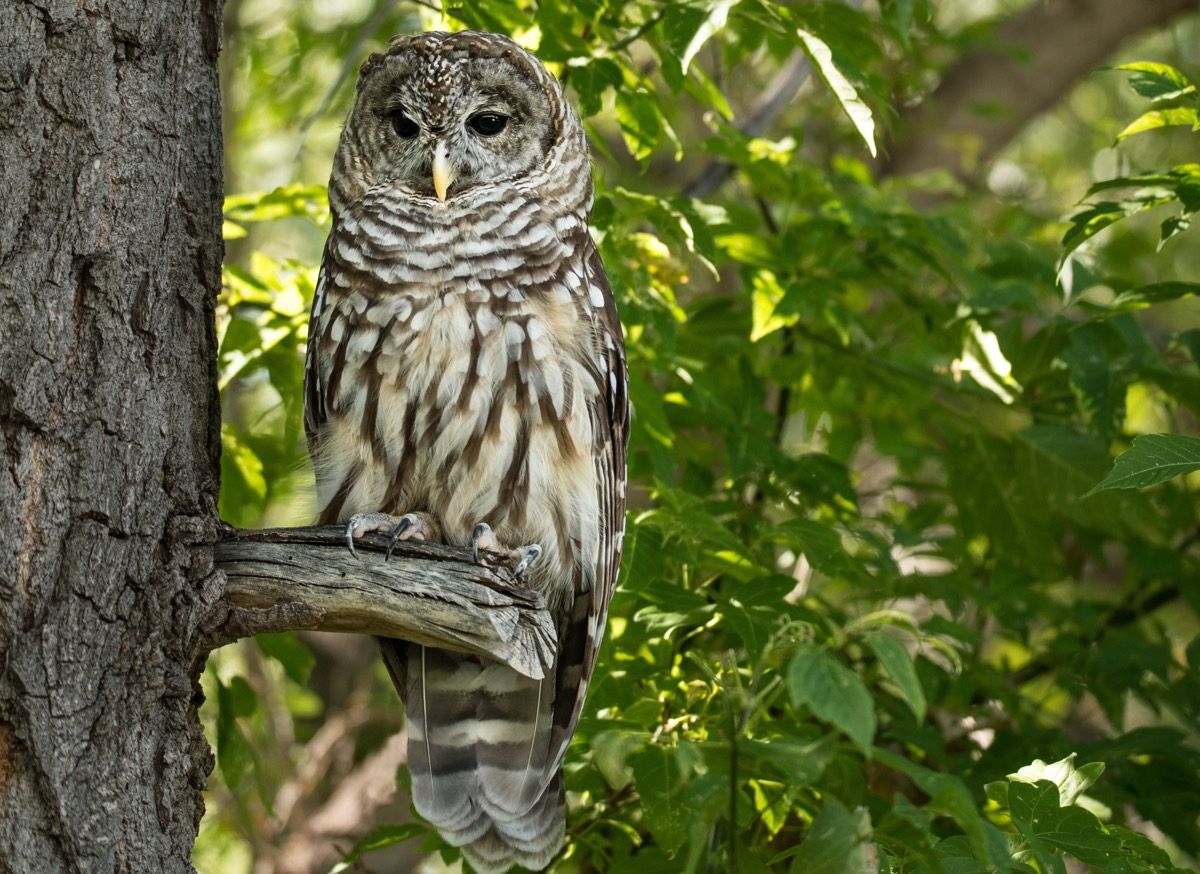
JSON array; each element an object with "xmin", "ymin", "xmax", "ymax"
[{"xmin": 341, "ymin": 32, "xmax": 561, "ymax": 204}]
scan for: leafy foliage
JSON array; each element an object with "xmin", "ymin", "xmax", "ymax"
[{"xmin": 200, "ymin": 2, "xmax": 1200, "ymax": 873}]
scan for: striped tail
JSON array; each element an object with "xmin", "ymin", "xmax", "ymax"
[{"xmin": 381, "ymin": 639, "xmax": 565, "ymax": 873}]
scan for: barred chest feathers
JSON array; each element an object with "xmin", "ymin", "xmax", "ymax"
[{"xmin": 311, "ymin": 198, "xmax": 602, "ymax": 610}]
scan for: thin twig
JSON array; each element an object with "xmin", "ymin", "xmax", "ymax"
[{"xmin": 683, "ymin": 52, "xmax": 814, "ymax": 199}]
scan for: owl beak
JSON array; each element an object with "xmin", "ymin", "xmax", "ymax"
[{"xmin": 432, "ymin": 141, "xmax": 454, "ymax": 202}]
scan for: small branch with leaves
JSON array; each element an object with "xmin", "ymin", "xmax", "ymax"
[{"xmin": 203, "ymin": 526, "xmax": 557, "ymax": 681}]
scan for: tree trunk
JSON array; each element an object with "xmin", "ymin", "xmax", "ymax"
[{"xmin": 0, "ymin": 1, "xmax": 223, "ymax": 871}]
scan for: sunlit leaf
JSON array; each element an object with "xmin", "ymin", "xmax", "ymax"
[
  {"xmin": 1116, "ymin": 107, "xmax": 1200, "ymax": 141},
  {"xmin": 1009, "ymin": 754, "xmax": 1104, "ymax": 807},
  {"xmin": 662, "ymin": 0, "xmax": 740, "ymax": 74},
  {"xmin": 1087, "ymin": 433, "xmax": 1200, "ymax": 494},
  {"xmin": 1111, "ymin": 281, "xmax": 1200, "ymax": 309},
  {"xmin": 1113, "ymin": 62, "xmax": 1196, "ymax": 102},
  {"xmin": 796, "ymin": 29, "xmax": 877, "ymax": 157}
]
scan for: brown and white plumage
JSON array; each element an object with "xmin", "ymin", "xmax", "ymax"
[{"xmin": 303, "ymin": 31, "xmax": 627, "ymax": 873}]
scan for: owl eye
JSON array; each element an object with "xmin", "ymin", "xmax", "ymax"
[
  {"xmin": 390, "ymin": 112, "xmax": 419, "ymax": 139},
  {"xmin": 468, "ymin": 112, "xmax": 509, "ymax": 137}
]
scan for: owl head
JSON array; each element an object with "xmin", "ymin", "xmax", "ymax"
[{"xmin": 331, "ymin": 31, "xmax": 585, "ymax": 209}]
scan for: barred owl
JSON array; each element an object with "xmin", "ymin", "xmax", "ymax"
[{"xmin": 303, "ymin": 31, "xmax": 628, "ymax": 873}]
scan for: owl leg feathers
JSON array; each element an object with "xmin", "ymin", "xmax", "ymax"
[
  {"xmin": 343, "ymin": 511, "xmax": 441, "ymax": 558},
  {"xmin": 471, "ymin": 522, "xmax": 542, "ymax": 576}
]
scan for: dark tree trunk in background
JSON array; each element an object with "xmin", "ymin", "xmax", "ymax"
[{"xmin": 0, "ymin": 2, "xmax": 223, "ymax": 871}]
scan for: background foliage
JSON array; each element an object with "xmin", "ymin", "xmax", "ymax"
[{"xmin": 202, "ymin": 1, "xmax": 1200, "ymax": 871}]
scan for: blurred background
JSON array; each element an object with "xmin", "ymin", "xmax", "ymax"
[{"xmin": 202, "ymin": 1, "xmax": 1200, "ymax": 871}]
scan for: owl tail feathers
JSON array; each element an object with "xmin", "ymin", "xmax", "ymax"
[
  {"xmin": 404, "ymin": 644, "xmax": 566, "ymax": 872},
  {"xmin": 432, "ymin": 772, "xmax": 565, "ymax": 874}
]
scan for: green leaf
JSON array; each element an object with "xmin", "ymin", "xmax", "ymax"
[
  {"xmin": 740, "ymin": 734, "xmax": 837, "ymax": 786},
  {"xmin": 1114, "ymin": 62, "xmax": 1196, "ymax": 102},
  {"xmin": 214, "ymin": 675, "xmax": 258, "ymax": 791},
  {"xmin": 946, "ymin": 432, "xmax": 1054, "ymax": 569},
  {"xmin": 590, "ymin": 730, "xmax": 642, "ymax": 790},
  {"xmin": 1178, "ymin": 328, "xmax": 1200, "ymax": 365},
  {"xmin": 1009, "ymin": 754, "xmax": 1104, "ymax": 807},
  {"xmin": 1087, "ymin": 433, "xmax": 1200, "ymax": 494},
  {"xmin": 328, "ymin": 823, "xmax": 430, "ymax": 873},
  {"xmin": 1007, "ymin": 780, "xmax": 1121, "ymax": 867},
  {"xmin": 662, "ymin": 0, "xmax": 740, "ymax": 75},
  {"xmin": 614, "ymin": 89, "xmax": 665, "ymax": 162},
  {"xmin": 631, "ymin": 744, "xmax": 689, "ymax": 854},
  {"xmin": 1111, "ymin": 281, "xmax": 1200, "ymax": 309},
  {"xmin": 767, "ymin": 519, "xmax": 856, "ymax": 579},
  {"xmin": 1116, "ymin": 107, "xmax": 1200, "ymax": 141},
  {"xmin": 569, "ymin": 57, "xmax": 623, "ymax": 117},
  {"xmin": 787, "ymin": 648, "xmax": 876, "ymax": 752},
  {"xmin": 1057, "ymin": 328, "xmax": 1120, "ymax": 442},
  {"xmin": 256, "ymin": 632, "xmax": 315, "ymax": 685},
  {"xmin": 1061, "ymin": 197, "xmax": 1173, "ymax": 258},
  {"xmin": 865, "ymin": 631, "xmax": 926, "ymax": 721},
  {"xmin": 796, "ymin": 29, "xmax": 877, "ymax": 157},
  {"xmin": 779, "ymin": 799, "xmax": 871, "ymax": 874},
  {"xmin": 880, "ymin": 0, "xmax": 915, "ymax": 50},
  {"xmin": 873, "ymin": 748, "xmax": 994, "ymax": 863},
  {"xmin": 713, "ymin": 575, "xmax": 796, "ymax": 656},
  {"xmin": 1160, "ymin": 214, "xmax": 1191, "ymax": 247},
  {"xmin": 749, "ymin": 269, "xmax": 796, "ymax": 342},
  {"xmin": 224, "ymin": 183, "xmax": 330, "ymax": 226}
]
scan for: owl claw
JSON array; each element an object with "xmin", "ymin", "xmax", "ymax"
[
  {"xmin": 512, "ymin": 544, "xmax": 542, "ymax": 577},
  {"xmin": 386, "ymin": 513, "xmax": 436, "ymax": 560},
  {"xmin": 345, "ymin": 511, "xmax": 439, "ymax": 559},
  {"xmin": 345, "ymin": 512, "xmax": 396, "ymax": 558},
  {"xmin": 471, "ymin": 522, "xmax": 541, "ymax": 578}
]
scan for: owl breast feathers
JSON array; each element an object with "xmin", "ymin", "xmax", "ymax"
[{"xmin": 302, "ymin": 30, "xmax": 628, "ymax": 873}]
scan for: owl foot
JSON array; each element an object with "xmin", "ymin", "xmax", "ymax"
[
  {"xmin": 471, "ymin": 522, "xmax": 542, "ymax": 578},
  {"xmin": 344, "ymin": 512, "xmax": 440, "ymax": 558},
  {"xmin": 386, "ymin": 513, "xmax": 440, "ymax": 560}
]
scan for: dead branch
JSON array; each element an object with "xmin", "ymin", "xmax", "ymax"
[{"xmin": 204, "ymin": 526, "xmax": 557, "ymax": 681}]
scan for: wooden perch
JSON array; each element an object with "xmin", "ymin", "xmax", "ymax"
[{"xmin": 207, "ymin": 526, "xmax": 557, "ymax": 680}]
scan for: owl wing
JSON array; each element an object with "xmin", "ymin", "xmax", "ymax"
[
  {"xmin": 302, "ymin": 242, "xmax": 332, "ymax": 449},
  {"xmin": 547, "ymin": 238, "xmax": 629, "ymax": 768}
]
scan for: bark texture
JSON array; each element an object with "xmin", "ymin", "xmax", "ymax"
[{"xmin": 0, "ymin": 2, "xmax": 223, "ymax": 872}]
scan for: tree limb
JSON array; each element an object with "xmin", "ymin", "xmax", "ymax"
[
  {"xmin": 204, "ymin": 526, "xmax": 557, "ymax": 681},
  {"xmin": 879, "ymin": 0, "xmax": 1197, "ymax": 178},
  {"xmin": 682, "ymin": 0, "xmax": 1194, "ymax": 199}
]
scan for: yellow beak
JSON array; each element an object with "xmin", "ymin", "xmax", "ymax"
[{"xmin": 432, "ymin": 141, "xmax": 454, "ymax": 202}]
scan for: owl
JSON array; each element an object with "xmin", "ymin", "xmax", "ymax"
[{"xmin": 302, "ymin": 31, "xmax": 628, "ymax": 873}]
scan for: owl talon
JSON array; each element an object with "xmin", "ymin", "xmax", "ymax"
[
  {"xmin": 471, "ymin": 522, "xmax": 498, "ymax": 564},
  {"xmin": 512, "ymin": 544, "xmax": 542, "ymax": 577},
  {"xmin": 386, "ymin": 513, "xmax": 437, "ymax": 560},
  {"xmin": 345, "ymin": 511, "xmax": 439, "ymax": 558},
  {"xmin": 471, "ymin": 522, "xmax": 541, "ymax": 577},
  {"xmin": 344, "ymin": 512, "xmax": 397, "ymax": 558}
]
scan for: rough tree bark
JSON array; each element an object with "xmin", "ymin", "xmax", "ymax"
[{"xmin": 0, "ymin": 2, "xmax": 224, "ymax": 871}]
